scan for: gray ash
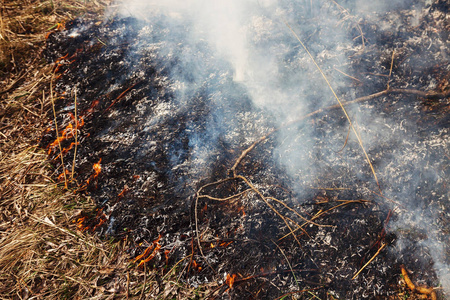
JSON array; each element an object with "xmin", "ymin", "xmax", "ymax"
[{"xmin": 42, "ymin": 1, "xmax": 449, "ymax": 298}]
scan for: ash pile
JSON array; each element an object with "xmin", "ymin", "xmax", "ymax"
[{"xmin": 42, "ymin": 0, "xmax": 449, "ymax": 299}]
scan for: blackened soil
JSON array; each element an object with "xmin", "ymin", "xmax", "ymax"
[{"xmin": 42, "ymin": 1, "xmax": 449, "ymax": 299}]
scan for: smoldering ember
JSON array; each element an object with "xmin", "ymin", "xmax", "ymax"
[{"xmin": 41, "ymin": 0, "xmax": 449, "ymax": 299}]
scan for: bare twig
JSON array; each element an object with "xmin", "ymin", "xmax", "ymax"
[
  {"xmin": 283, "ymin": 20, "xmax": 381, "ymax": 192},
  {"xmin": 352, "ymin": 242, "xmax": 386, "ymax": 280},
  {"xmin": 50, "ymin": 75, "xmax": 68, "ymax": 189},
  {"xmin": 71, "ymin": 88, "xmax": 78, "ymax": 182}
]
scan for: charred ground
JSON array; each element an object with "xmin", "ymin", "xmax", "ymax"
[{"xmin": 41, "ymin": 1, "xmax": 449, "ymax": 299}]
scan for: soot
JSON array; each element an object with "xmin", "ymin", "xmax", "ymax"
[{"xmin": 41, "ymin": 2, "xmax": 448, "ymax": 299}]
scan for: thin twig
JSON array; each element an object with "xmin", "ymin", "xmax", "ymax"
[
  {"xmin": 279, "ymin": 200, "xmax": 369, "ymax": 241},
  {"xmin": 71, "ymin": 88, "xmax": 78, "ymax": 182},
  {"xmin": 272, "ymin": 240, "xmax": 299, "ymax": 287},
  {"xmin": 139, "ymin": 261, "xmax": 147, "ymax": 300},
  {"xmin": 283, "ymin": 20, "xmax": 381, "ymax": 192},
  {"xmin": 229, "ymin": 85, "xmax": 447, "ymax": 177},
  {"xmin": 387, "ymin": 50, "xmax": 395, "ymax": 90},
  {"xmin": 50, "ymin": 75, "xmax": 68, "ymax": 189},
  {"xmin": 352, "ymin": 242, "xmax": 386, "ymax": 280}
]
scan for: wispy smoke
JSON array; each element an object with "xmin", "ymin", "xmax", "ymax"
[{"xmin": 110, "ymin": 0, "xmax": 448, "ymax": 295}]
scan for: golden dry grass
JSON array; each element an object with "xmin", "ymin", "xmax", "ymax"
[
  {"xmin": 0, "ymin": 1, "xmax": 137, "ymax": 299},
  {"xmin": 0, "ymin": 1, "xmax": 217, "ymax": 298}
]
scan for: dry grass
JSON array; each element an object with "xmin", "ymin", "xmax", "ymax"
[
  {"xmin": 0, "ymin": 1, "xmax": 216, "ymax": 299},
  {"xmin": 0, "ymin": 1, "xmax": 169, "ymax": 299}
]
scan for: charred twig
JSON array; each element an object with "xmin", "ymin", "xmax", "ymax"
[
  {"xmin": 334, "ymin": 122, "xmax": 352, "ymax": 153},
  {"xmin": 230, "ymin": 86, "xmax": 449, "ymax": 180},
  {"xmin": 194, "ymin": 175, "xmax": 322, "ymax": 274},
  {"xmin": 387, "ymin": 50, "xmax": 395, "ymax": 90},
  {"xmin": 104, "ymin": 82, "xmax": 140, "ymax": 112},
  {"xmin": 266, "ymin": 196, "xmax": 329, "ymax": 228},
  {"xmin": 274, "ymin": 288, "xmax": 323, "ymax": 300},
  {"xmin": 272, "ymin": 240, "xmax": 300, "ymax": 287},
  {"xmin": 330, "ymin": 0, "xmax": 366, "ymax": 50},
  {"xmin": 333, "ymin": 67, "xmax": 362, "ymax": 83}
]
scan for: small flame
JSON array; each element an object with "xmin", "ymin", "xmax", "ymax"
[
  {"xmin": 93, "ymin": 158, "xmax": 102, "ymax": 177},
  {"xmin": 75, "ymin": 216, "xmax": 88, "ymax": 232},
  {"xmin": 54, "ymin": 142, "xmax": 80, "ymax": 160},
  {"xmin": 57, "ymin": 169, "xmax": 69, "ymax": 181},
  {"xmin": 192, "ymin": 260, "xmax": 202, "ymax": 271},
  {"xmin": 92, "ymin": 208, "xmax": 107, "ymax": 231},
  {"xmin": 164, "ymin": 250, "xmax": 170, "ymax": 265},
  {"xmin": 86, "ymin": 158, "xmax": 102, "ymax": 186},
  {"xmin": 47, "ymin": 114, "xmax": 84, "ymax": 155},
  {"xmin": 219, "ymin": 241, "xmax": 233, "ymax": 247},
  {"xmin": 134, "ymin": 235, "xmax": 162, "ymax": 267},
  {"xmin": 226, "ymin": 274, "xmax": 237, "ymax": 289}
]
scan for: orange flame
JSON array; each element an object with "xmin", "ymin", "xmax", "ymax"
[
  {"xmin": 86, "ymin": 158, "xmax": 102, "ymax": 185},
  {"xmin": 55, "ymin": 53, "xmax": 69, "ymax": 64},
  {"xmin": 164, "ymin": 250, "xmax": 170, "ymax": 265},
  {"xmin": 57, "ymin": 169, "xmax": 69, "ymax": 181},
  {"xmin": 75, "ymin": 216, "xmax": 88, "ymax": 232},
  {"xmin": 226, "ymin": 274, "xmax": 237, "ymax": 289},
  {"xmin": 134, "ymin": 235, "xmax": 162, "ymax": 267},
  {"xmin": 54, "ymin": 142, "xmax": 80, "ymax": 160},
  {"xmin": 47, "ymin": 114, "xmax": 84, "ymax": 155},
  {"xmin": 92, "ymin": 208, "xmax": 107, "ymax": 231},
  {"xmin": 118, "ymin": 185, "xmax": 129, "ymax": 198},
  {"xmin": 55, "ymin": 21, "xmax": 66, "ymax": 32},
  {"xmin": 192, "ymin": 260, "xmax": 202, "ymax": 271},
  {"xmin": 93, "ymin": 158, "xmax": 102, "ymax": 178}
]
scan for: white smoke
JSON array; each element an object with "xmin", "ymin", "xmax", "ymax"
[{"xmin": 109, "ymin": 0, "xmax": 448, "ymax": 296}]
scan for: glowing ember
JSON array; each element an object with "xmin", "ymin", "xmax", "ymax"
[
  {"xmin": 237, "ymin": 206, "xmax": 245, "ymax": 216},
  {"xmin": 192, "ymin": 260, "xmax": 202, "ymax": 271},
  {"xmin": 164, "ymin": 250, "xmax": 170, "ymax": 265},
  {"xmin": 92, "ymin": 208, "xmax": 107, "ymax": 231},
  {"xmin": 57, "ymin": 169, "xmax": 69, "ymax": 181},
  {"xmin": 117, "ymin": 185, "xmax": 128, "ymax": 198},
  {"xmin": 92, "ymin": 158, "xmax": 101, "ymax": 177},
  {"xmin": 226, "ymin": 274, "xmax": 237, "ymax": 289},
  {"xmin": 219, "ymin": 241, "xmax": 233, "ymax": 247}
]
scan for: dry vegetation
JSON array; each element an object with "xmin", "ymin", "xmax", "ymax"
[{"xmin": 0, "ymin": 1, "xmax": 203, "ymax": 299}]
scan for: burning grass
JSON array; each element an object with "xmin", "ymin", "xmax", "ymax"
[
  {"xmin": 1, "ymin": 0, "xmax": 449, "ymax": 299},
  {"xmin": 0, "ymin": 1, "xmax": 213, "ymax": 299}
]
